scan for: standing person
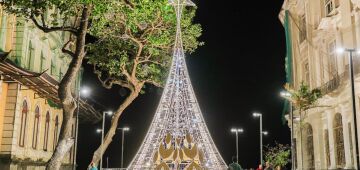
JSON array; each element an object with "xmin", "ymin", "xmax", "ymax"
[
  {"xmin": 89, "ymin": 162, "xmax": 98, "ymax": 170},
  {"xmin": 228, "ymin": 156, "xmax": 243, "ymax": 170},
  {"xmin": 264, "ymin": 161, "xmax": 273, "ymax": 170},
  {"xmin": 256, "ymin": 164, "xmax": 263, "ymax": 170}
]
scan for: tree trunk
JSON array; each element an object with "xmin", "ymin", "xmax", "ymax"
[
  {"xmin": 46, "ymin": 5, "xmax": 90, "ymax": 170},
  {"xmin": 90, "ymin": 86, "xmax": 142, "ymax": 167}
]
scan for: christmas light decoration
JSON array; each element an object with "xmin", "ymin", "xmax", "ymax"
[{"xmin": 128, "ymin": 0, "xmax": 227, "ymax": 169}]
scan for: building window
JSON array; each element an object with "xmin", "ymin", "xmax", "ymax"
[
  {"xmin": 299, "ymin": 15, "xmax": 307, "ymax": 43},
  {"xmin": 43, "ymin": 111, "xmax": 50, "ymax": 151},
  {"xmin": 59, "ymin": 68, "xmax": 63, "ymax": 80},
  {"xmin": 27, "ymin": 41, "xmax": 34, "ymax": 70},
  {"xmin": 40, "ymin": 52, "xmax": 46, "ymax": 72},
  {"xmin": 304, "ymin": 61, "xmax": 310, "ymax": 84},
  {"xmin": 19, "ymin": 100, "xmax": 28, "ymax": 147},
  {"xmin": 32, "ymin": 106, "xmax": 40, "ymax": 149},
  {"xmin": 333, "ymin": 113, "xmax": 345, "ymax": 167},
  {"xmin": 53, "ymin": 115, "xmax": 59, "ymax": 151},
  {"xmin": 303, "ymin": 123, "xmax": 315, "ymax": 169},
  {"xmin": 348, "ymin": 122, "xmax": 354, "ymax": 167},
  {"xmin": 327, "ymin": 40, "xmax": 338, "ymax": 78},
  {"xmin": 50, "ymin": 55, "xmax": 56, "ymax": 75},
  {"xmin": 324, "ymin": 129, "xmax": 331, "ymax": 168},
  {"xmin": 325, "ymin": 0, "xmax": 334, "ymax": 16}
]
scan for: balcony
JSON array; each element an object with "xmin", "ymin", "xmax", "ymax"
[{"xmin": 319, "ymin": 63, "xmax": 360, "ymax": 96}]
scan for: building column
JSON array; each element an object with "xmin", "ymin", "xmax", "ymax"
[
  {"xmin": 327, "ymin": 109, "xmax": 337, "ymax": 169},
  {"xmin": 340, "ymin": 103, "xmax": 354, "ymax": 169},
  {"xmin": 313, "ymin": 113, "xmax": 324, "ymax": 169}
]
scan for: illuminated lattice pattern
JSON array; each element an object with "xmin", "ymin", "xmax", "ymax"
[{"xmin": 128, "ymin": 0, "xmax": 227, "ymax": 169}]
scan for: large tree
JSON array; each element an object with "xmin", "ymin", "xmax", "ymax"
[
  {"xmin": 87, "ymin": 0, "xmax": 202, "ymax": 165},
  {"xmin": 0, "ymin": 0, "xmax": 112, "ymax": 169}
]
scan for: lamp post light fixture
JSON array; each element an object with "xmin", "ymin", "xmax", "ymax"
[
  {"xmin": 117, "ymin": 127, "xmax": 130, "ymax": 168},
  {"xmin": 253, "ymin": 112, "xmax": 264, "ymax": 165},
  {"xmin": 262, "ymin": 131, "xmax": 269, "ymax": 136},
  {"xmin": 280, "ymin": 91, "xmax": 296, "ymax": 170},
  {"xmin": 99, "ymin": 111, "xmax": 113, "ymax": 170},
  {"xmin": 336, "ymin": 48, "xmax": 360, "ymax": 169},
  {"xmin": 230, "ymin": 128, "xmax": 244, "ymax": 163},
  {"xmin": 73, "ymin": 86, "xmax": 91, "ymax": 170}
]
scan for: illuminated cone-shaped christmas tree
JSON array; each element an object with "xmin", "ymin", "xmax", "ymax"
[{"xmin": 128, "ymin": 0, "xmax": 227, "ymax": 169}]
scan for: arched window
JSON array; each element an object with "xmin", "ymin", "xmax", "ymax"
[
  {"xmin": 19, "ymin": 100, "xmax": 28, "ymax": 147},
  {"xmin": 53, "ymin": 115, "xmax": 59, "ymax": 150},
  {"xmin": 32, "ymin": 106, "xmax": 40, "ymax": 149},
  {"xmin": 43, "ymin": 112, "xmax": 50, "ymax": 151},
  {"xmin": 302, "ymin": 123, "xmax": 314, "ymax": 169},
  {"xmin": 324, "ymin": 129, "xmax": 330, "ymax": 168},
  {"xmin": 333, "ymin": 113, "xmax": 345, "ymax": 167}
]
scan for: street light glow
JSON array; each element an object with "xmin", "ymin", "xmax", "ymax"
[
  {"xmin": 280, "ymin": 91, "xmax": 291, "ymax": 98},
  {"xmin": 231, "ymin": 128, "xmax": 243, "ymax": 133},
  {"xmin": 253, "ymin": 112, "xmax": 262, "ymax": 117},
  {"xmin": 96, "ymin": 129, "xmax": 102, "ymax": 133},
  {"xmin": 336, "ymin": 47, "xmax": 345, "ymax": 54},
  {"xmin": 80, "ymin": 87, "xmax": 91, "ymax": 97},
  {"xmin": 123, "ymin": 127, "xmax": 130, "ymax": 131},
  {"xmin": 105, "ymin": 111, "xmax": 113, "ymax": 116},
  {"xmin": 263, "ymin": 131, "xmax": 269, "ymax": 136}
]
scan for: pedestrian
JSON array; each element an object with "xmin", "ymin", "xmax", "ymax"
[
  {"xmin": 264, "ymin": 161, "xmax": 273, "ymax": 170},
  {"xmin": 256, "ymin": 164, "xmax": 263, "ymax": 170},
  {"xmin": 89, "ymin": 162, "xmax": 98, "ymax": 170},
  {"xmin": 228, "ymin": 156, "xmax": 243, "ymax": 170}
]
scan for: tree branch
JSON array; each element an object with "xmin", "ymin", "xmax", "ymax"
[
  {"xmin": 145, "ymin": 80, "xmax": 163, "ymax": 88},
  {"xmin": 62, "ymin": 38, "xmax": 75, "ymax": 57},
  {"xmin": 123, "ymin": 0, "xmax": 134, "ymax": 9},
  {"xmin": 30, "ymin": 14, "xmax": 78, "ymax": 34}
]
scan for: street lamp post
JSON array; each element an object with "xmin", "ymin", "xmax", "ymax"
[
  {"xmin": 117, "ymin": 127, "xmax": 130, "ymax": 168},
  {"xmin": 73, "ymin": 87, "xmax": 90, "ymax": 170},
  {"xmin": 337, "ymin": 48, "xmax": 360, "ymax": 169},
  {"xmin": 100, "ymin": 111, "xmax": 113, "ymax": 170},
  {"xmin": 253, "ymin": 112, "xmax": 264, "ymax": 165},
  {"xmin": 281, "ymin": 91, "xmax": 295, "ymax": 170},
  {"xmin": 230, "ymin": 128, "xmax": 244, "ymax": 163}
]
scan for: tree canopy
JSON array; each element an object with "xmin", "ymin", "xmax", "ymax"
[
  {"xmin": 1, "ymin": 0, "xmax": 110, "ymax": 33},
  {"xmin": 88, "ymin": 0, "xmax": 202, "ymax": 90},
  {"xmin": 264, "ymin": 143, "xmax": 291, "ymax": 168},
  {"xmin": 87, "ymin": 0, "xmax": 202, "ymax": 165}
]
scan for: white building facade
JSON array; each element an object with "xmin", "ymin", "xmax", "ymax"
[{"xmin": 280, "ymin": 0, "xmax": 360, "ymax": 169}]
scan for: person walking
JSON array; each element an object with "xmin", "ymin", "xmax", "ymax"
[
  {"xmin": 256, "ymin": 164, "xmax": 263, "ymax": 170},
  {"xmin": 228, "ymin": 156, "xmax": 243, "ymax": 170},
  {"xmin": 264, "ymin": 161, "xmax": 273, "ymax": 170},
  {"xmin": 89, "ymin": 162, "xmax": 98, "ymax": 170}
]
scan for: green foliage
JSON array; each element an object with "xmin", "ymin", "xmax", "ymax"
[
  {"xmin": 88, "ymin": 0, "xmax": 202, "ymax": 88},
  {"xmin": 285, "ymin": 82, "xmax": 322, "ymax": 111},
  {"xmin": 1, "ymin": 0, "xmax": 112, "ymax": 28},
  {"xmin": 264, "ymin": 143, "xmax": 291, "ymax": 168}
]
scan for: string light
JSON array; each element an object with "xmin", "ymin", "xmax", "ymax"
[{"xmin": 128, "ymin": 0, "xmax": 227, "ymax": 169}]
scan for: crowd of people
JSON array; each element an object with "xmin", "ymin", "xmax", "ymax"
[{"xmin": 228, "ymin": 157, "xmax": 284, "ymax": 170}]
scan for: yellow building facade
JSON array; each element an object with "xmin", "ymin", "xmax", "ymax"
[
  {"xmin": 0, "ymin": 7, "xmax": 100, "ymax": 170},
  {"xmin": 280, "ymin": 0, "xmax": 360, "ymax": 169}
]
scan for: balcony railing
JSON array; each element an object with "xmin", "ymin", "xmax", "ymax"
[{"xmin": 319, "ymin": 63, "xmax": 360, "ymax": 96}]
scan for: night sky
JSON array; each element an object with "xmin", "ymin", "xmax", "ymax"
[{"xmin": 77, "ymin": 0, "xmax": 289, "ymax": 169}]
